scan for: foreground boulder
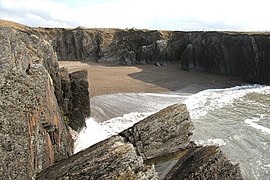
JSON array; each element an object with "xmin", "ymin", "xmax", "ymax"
[
  {"xmin": 120, "ymin": 104, "xmax": 193, "ymax": 161},
  {"xmin": 37, "ymin": 104, "xmax": 242, "ymax": 179},
  {"xmin": 37, "ymin": 136, "xmax": 157, "ymax": 180},
  {"xmin": 163, "ymin": 146, "xmax": 242, "ymax": 180}
]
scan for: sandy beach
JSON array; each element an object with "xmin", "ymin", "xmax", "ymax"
[{"xmin": 59, "ymin": 61, "xmax": 242, "ymax": 97}]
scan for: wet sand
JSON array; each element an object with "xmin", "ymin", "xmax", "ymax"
[
  {"xmin": 59, "ymin": 60, "xmax": 243, "ymax": 121},
  {"xmin": 59, "ymin": 61, "xmax": 242, "ymax": 97}
]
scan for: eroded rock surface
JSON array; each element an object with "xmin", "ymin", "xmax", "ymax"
[
  {"xmin": 0, "ymin": 27, "xmax": 73, "ymax": 179},
  {"xmin": 164, "ymin": 146, "xmax": 242, "ymax": 180},
  {"xmin": 37, "ymin": 136, "xmax": 157, "ymax": 180},
  {"xmin": 120, "ymin": 104, "xmax": 193, "ymax": 162},
  {"xmin": 0, "ymin": 21, "xmax": 244, "ymax": 179}
]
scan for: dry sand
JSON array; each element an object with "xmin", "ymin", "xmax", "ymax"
[{"xmin": 59, "ymin": 61, "xmax": 242, "ymax": 97}]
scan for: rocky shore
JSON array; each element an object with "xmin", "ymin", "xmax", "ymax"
[
  {"xmin": 37, "ymin": 104, "xmax": 242, "ymax": 180},
  {"xmin": 2, "ymin": 19, "xmax": 269, "ymax": 179}
]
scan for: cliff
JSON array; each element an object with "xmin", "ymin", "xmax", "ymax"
[
  {"xmin": 0, "ymin": 25, "xmax": 90, "ymax": 179},
  {"xmin": 37, "ymin": 104, "xmax": 242, "ymax": 179},
  {"xmin": 2, "ymin": 20, "xmax": 270, "ymax": 84}
]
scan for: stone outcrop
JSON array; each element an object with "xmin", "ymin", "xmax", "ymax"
[
  {"xmin": 163, "ymin": 145, "xmax": 242, "ymax": 180},
  {"xmin": 37, "ymin": 104, "xmax": 242, "ymax": 179},
  {"xmin": 36, "ymin": 136, "xmax": 157, "ymax": 180},
  {"xmin": 59, "ymin": 69, "xmax": 90, "ymax": 131},
  {"xmin": 0, "ymin": 26, "xmax": 76, "ymax": 179},
  {"xmin": 120, "ymin": 104, "xmax": 193, "ymax": 162}
]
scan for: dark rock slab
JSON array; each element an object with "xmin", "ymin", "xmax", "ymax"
[
  {"xmin": 36, "ymin": 136, "xmax": 157, "ymax": 180},
  {"xmin": 68, "ymin": 70, "xmax": 90, "ymax": 131},
  {"xmin": 59, "ymin": 68, "xmax": 90, "ymax": 131},
  {"xmin": 120, "ymin": 104, "xmax": 194, "ymax": 162},
  {"xmin": 163, "ymin": 145, "xmax": 243, "ymax": 180}
]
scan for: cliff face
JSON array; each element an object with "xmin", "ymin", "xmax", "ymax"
[
  {"xmin": 180, "ymin": 32, "xmax": 270, "ymax": 84},
  {"xmin": 29, "ymin": 28, "xmax": 270, "ymax": 85},
  {"xmin": 37, "ymin": 104, "xmax": 242, "ymax": 180},
  {"xmin": 0, "ymin": 27, "xmax": 75, "ymax": 179},
  {"xmin": 2, "ymin": 20, "xmax": 270, "ymax": 84}
]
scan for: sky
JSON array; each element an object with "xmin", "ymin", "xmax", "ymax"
[{"xmin": 0, "ymin": 0, "xmax": 269, "ymax": 31}]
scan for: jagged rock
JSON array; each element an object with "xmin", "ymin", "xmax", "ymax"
[
  {"xmin": 120, "ymin": 104, "xmax": 193, "ymax": 162},
  {"xmin": 59, "ymin": 68, "xmax": 91, "ymax": 131},
  {"xmin": 0, "ymin": 21, "xmax": 246, "ymax": 179},
  {"xmin": 60, "ymin": 69, "xmax": 91, "ymax": 130},
  {"xmin": 36, "ymin": 136, "xmax": 157, "ymax": 180},
  {"xmin": 40, "ymin": 29, "xmax": 270, "ymax": 84},
  {"xmin": 180, "ymin": 32, "xmax": 270, "ymax": 84},
  {"xmin": 0, "ymin": 27, "xmax": 73, "ymax": 179},
  {"xmin": 68, "ymin": 70, "xmax": 90, "ymax": 130},
  {"xmin": 36, "ymin": 104, "xmax": 242, "ymax": 179},
  {"xmin": 164, "ymin": 145, "xmax": 243, "ymax": 180}
]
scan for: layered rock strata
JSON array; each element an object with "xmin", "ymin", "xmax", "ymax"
[
  {"xmin": 120, "ymin": 104, "xmax": 193, "ymax": 162},
  {"xmin": 163, "ymin": 145, "xmax": 243, "ymax": 180},
  {"xmin": 37, "ymin": 104, "xmax": 242, "ymax": 179},
  {"xmin": 0, "ymin": 26, "xmax": 89, "ymax": 179},
  {"xmin": 0, "ymin": 21, "xmax": 245, "ymax": 179},
  {"xmin": 36, "ymin": 136, "xmax": 157, "ymax": 180}
]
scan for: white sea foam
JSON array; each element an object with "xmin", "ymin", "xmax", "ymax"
[
  {"xmin": 244, "ymin": 117, "xmax": 270, "ymax": 135},
  {"xmin": 74, "ymin": 84, "xmax": 270, "ymax": 179},
  {"xmin": 194, "ymin": 138, "xmax": 226, "ymax": 146},
  {"xmin": 185, "ymin": 84, "xmax": 270, "ymax": 119},
  {"xmin": 140, "ymin": 92, "xmax": 186, "ymax": 98},
  {"xmin": 74, "ymin": 112, "xmax": 152, "ymax": 153}
]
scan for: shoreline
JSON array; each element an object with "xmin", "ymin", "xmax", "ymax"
[
  {"xmin": 59, "ymin": 60, "xmax": 243, "ymax": 122},
  {"xmin": 59, "ymin": 60, "xmax": 243, "ymax": 97}
]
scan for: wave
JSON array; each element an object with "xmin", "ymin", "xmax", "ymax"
[
  {"xmin": 74, "ymin": 112, "xmax": 152, "ymax": 153},
  {"xmin": 185, "ymin": 84, "xmax": 270, "ymax": 119},
  {"xmin": 244, "ymin": 116, "xmax": 270, "ymax": 135},
  {"xmin": 194, "ymin": 138, "xmax": 226, "ymax": 146},
  {"xmin": 75, "ymin": 84, "xmax": 270, "ymax": 179}
]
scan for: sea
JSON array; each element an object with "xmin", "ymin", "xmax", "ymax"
[{"xmin": 74, "ymin": 84, "xmax": 270, "ymax": 180}]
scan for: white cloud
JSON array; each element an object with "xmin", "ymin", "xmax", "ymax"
[{"xmin": 0, "ymin": 0, "xmax": 270, "ymax": 30}]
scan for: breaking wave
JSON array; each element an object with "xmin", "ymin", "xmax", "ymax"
[{"xmin": 75, "ymin": 84, "xmax": 270, "ymax": 179}]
